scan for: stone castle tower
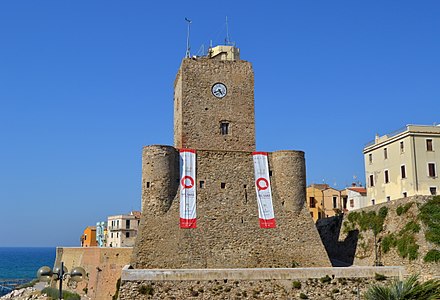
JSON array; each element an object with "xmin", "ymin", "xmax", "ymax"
[{"xmin": 132, "ymin": 45, "xmax": 330, "ymax": 268}]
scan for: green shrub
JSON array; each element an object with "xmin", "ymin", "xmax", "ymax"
[
  {"xmin": 401, "ymin": 220, "xmax": 421, "ymax": 234},
  {"xmin": 138, "ymin": 284, "xmax": 154, "ymax": 296},
  {"xmin": 396, "ymin": 202, "xmax": 413, "ymax": 216},
  {"xmin": 382, "ymin": 234, "xmax": 395, "ymax": 253},
  {"xmin": 396, "ymin": 234, "xmax": 419, "ymax": 260},
  {"xmin": 419, "ymin": 196, "xmax": 440, "ymax": 246},
  {"xmin": 41, "ymin": 287, "xmax": 80, "ymax": 300},
  {"xmin": 424, "ymin": 249, "xmax": 440, "ymax": 263},
  {"xmin": 292, "ymin": 281, "xmax": 301, "ymax": 289},
  {"xmin": 299, "ymin": 292, "xmax": 309, "ymax": 299},
  {"xmin": 375, "ymin": 273, "xmax": 387, "ymax": 281},
  {"xmin": 320, "ymin": 275, "xmax": 332, "ymax": 284},
  {"xmin": 332, "ymin": 288, "xmax": 340, "ymax": 293},
  {"xmin": 378, "ymin": 206, "xmax": 389, "ymax": 219}
]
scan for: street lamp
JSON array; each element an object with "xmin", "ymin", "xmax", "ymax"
[{"xmin": 37, "ymin": 262, "xmax": 85, "ymax": 300}]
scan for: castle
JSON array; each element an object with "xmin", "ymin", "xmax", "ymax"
[{"xmin": 131, "ymin": 45, "xmax": 330, "ymax": 268}]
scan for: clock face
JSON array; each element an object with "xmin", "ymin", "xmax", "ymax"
[{"xmin": 212, "ymin": 83, "xmax": 227, "ymax": 98}]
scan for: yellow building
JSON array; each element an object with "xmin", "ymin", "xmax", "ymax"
[
  {"xmin": 80, "ymin": 226, "xmax": 97, "ymax": 247},
  {"xmin": 364, "ymin": 124, "xmax": 440, "ymax": 205},
  {"xmin": 306, "ymin": 184, "xmax": 343, "ymax": 222}
]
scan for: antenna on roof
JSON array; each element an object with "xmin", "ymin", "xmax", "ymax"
[
  {"xmin": 225, "ymin": 16, "xmax": 230, "ymax": 45},
  {"xmin": 185, "ymin": 17, "xmax": 192, "ymax": 58}
]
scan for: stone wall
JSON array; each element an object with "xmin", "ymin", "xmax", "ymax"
[
  {"xmin": 329, "ymin": 196, "xmax": 439, "ymax": 278},
  {"xmin": 119, "ymin": 267, "xmax": 403, "ymax": 300},
  {"xmin": 54, "ymin": 247, "xmax": 132, "ymax": 300},
  {"xmin": 132, "ymin": 147, "xmax": 330, "ymax": 269},
  {"xmin": 174, "ymin": 57, "xmax": 256, "ymax": 152}
]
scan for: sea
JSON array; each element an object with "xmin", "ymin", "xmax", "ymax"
[{"xmin": 0, "ymin": 247, "xmax": 56, "ymax": 296}]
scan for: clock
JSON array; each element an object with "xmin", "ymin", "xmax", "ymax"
[{"xmin": 212, "ymin": 83, "xmax": 227, "ymax": 98}]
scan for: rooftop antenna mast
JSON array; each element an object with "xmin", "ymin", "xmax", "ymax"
[
  {"xmin": 225, "ymin": 16, "xmax": 230, "ymax": 45},
  {"xmin": 185, "ymin": 17, "xmax": 192, "ymax": 58}
]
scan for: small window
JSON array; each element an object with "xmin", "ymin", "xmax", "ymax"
[
  {"xmin": 126, "ymin": 232, "xmax": 130, "ymax": 238},
  {"xmin": 111, "ymin": 232, "xmax": 114, "ymax": 238},
  {"xmin": 428, "ymin": 163, "xmax": 436, "ymax": 177},
  {"xmin": 220, "ymin": 122, "xmax": 229, "ymax": 135},
  {"xmin": 343, "ymin": 197, "xmax": 348, "ymax": 209},
  {"xmin": 200, "ymin": 181, "xmax": 205, "ymax": 188},
  {"xmin": 269, "ymin": 170, "xmax": 273, "ymax": 176},
  {"xmin": 126, "ymin": 220, "xmax": 130, "ymax": 229},
  {"xmin": 400, "ymin": 141, "xmax": 404, "ymax": 153},
  {"xmin": 430, "ymin": 187, "xmax": 437, "ymax": 195},
  {"xmin": 332, "ymin": 196, "xmax": 337, "ymax": 209},
  {"xmin": 369, "ymin": 174, "xmax": 374, "ymax": 187},
  {"xmin": 427, "ymin": 139, "xmax": 433, "ymax": 151},
  {"xmin": 146, "ymin": 182, "xmax": 150, "ymax": 188},
  {"xmin": 309, "ymin": 197, "xmax": 316, "ymax": 208},
  {"xmin": 84, "ymin": 234, "xmax": 87, "ymax": 241},
  {"xmin": 401, "ymin": 165, "xmax": 406, "ymax": 179},
  {"xmin": 403, "ymin": 192, "xmax": 407, "ymax": 198},
  {"xmin": 384, "ymin": 148, "xmax": 388, "ymax": 159},
  {"xmin": 221, "ymin": 182, "xmax": 226, "ymax": 189},
  {"xmin": 368, "ymin": 153, "xmax": 373, "ymax": 164},
  {"xmin": 350, "ymin": 199, "xmax": 354, "ymax": 208},
  {"xmin": 386, "ymin": 196, "xmax": 391, "ymax": 202},
  {"xmin": 384, "ymin": 170, "xmax": 389, "ymax": 183},
  {"xmin": 371, "ymin": 199, "xmax": 375, "ymax": 205}
]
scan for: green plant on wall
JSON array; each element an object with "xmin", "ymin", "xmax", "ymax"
[{"xmin": 419, "ymin": 196, "xmax": 440, "ymax": 262}]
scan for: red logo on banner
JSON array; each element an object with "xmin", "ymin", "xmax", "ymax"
[
  {"xmin": 181, "ymin": 176, "xmax": 194, "ymax": 189},
  {"xmin": 256, "ymin": 177, "xmax": 269, "ymax": 191}
]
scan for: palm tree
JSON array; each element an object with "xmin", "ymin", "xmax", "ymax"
[{"xmin": 364, "ymin": 274, "xmax": 440, "ymax": 300}]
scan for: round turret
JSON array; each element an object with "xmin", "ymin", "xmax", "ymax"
[
  {"xmin": 141, "ymin": 145, "xmax": 179, "ymax": 214},
  {"xmin": 270, "ymin": 150, "xmax": 306, "ymax": 213}
]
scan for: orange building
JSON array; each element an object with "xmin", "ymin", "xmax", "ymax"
[{"xmin": 80, "ymin": 226, "xmax": 97, "ymax": 247}]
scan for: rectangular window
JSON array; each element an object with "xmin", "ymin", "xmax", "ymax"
[
  {"xmin": 343, "ymin": 197, "xmax": 347, "ymax": 209},
  {"xmin": 401, "ymin": 165, "xmax": 406, "ymax": 179},
  {"xmin": 199, "ymin": 181, "xmax": 205, "ymax": 188},
  {"xmin": 350, "ymin": 199, "xmax": 354, "ymax": 208},
  {"xmin": 428, "ymin": 163, "xmax": 436, "ymax": 177},
  {"xmin": 368, "ymin": 153, "xmax": 373, "ymax": 164},
  {"xmin": 220, "ymin": 122, "xmax": 229, "ymax": 135},
  {"xmin": 126, "ymin": 232, "xmax": 130, "ymax": 238},
  {"xmin": 430, "ymin": 187, "xmax": 437, "ymax": 195},
  {"xmin": 427, "ymin": 139, "xmax": 433, "ymax": 151},
  {"xmin": 309, "ymin": 197, "xmax": 316, "ymax": 208},
  {"xmin": 384, "ymin": 148, "xmax": 388, "ymax": 159},
  {"xmin": 371, "ymin": 199, "xmax": 375, "ymax": 205},
  {"xmin": 332, "ymin": 196, "xmax": 337, "ymax": 209},
  {"xmin": 400, "ymin": 141, "xmax": 404, "ymax": 153},
  {"xmin": 146, "ymin": 182, "xmax": 150, "ymax": 188},
  {"xmin": 403, "ymin": 192, "xmax": 407, "ymax": 198},
  {"xmin": 221, "ymin": 182, "xmax": 226, "ymax": 189},
  {"xmin": 126, "ymin": 220, "xmax": 130, "ymax": 229},
  {"xmin": 384, "ymin": 170, "xmax": 389, "ymax": 183},
  {"xmin": 369, "ymin": 174, "xmax": 374, "ymax": 187},
  {"xmin": 386, "ymin": 196, "xmax": 391, "ymax": 202}
]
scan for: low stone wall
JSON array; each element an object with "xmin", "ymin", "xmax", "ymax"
[
  {"xmin": 55, "ymin": 247, "xmax": 132, "ymax": 300},
  {"xmin": 119, "ymin": 267, "xmax": 403, "ymax": 299}
]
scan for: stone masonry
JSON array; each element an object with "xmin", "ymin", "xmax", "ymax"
[{"xmin": 131, "ymin": 46, "xmax": 331, "ymax": 269}]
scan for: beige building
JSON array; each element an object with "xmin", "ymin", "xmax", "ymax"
[
  {"xmin": 364, "ymin": 124, "xmax": 440, "ymax": 205},
  {"xmin": 306, "ymin": 184, "xmax": 343, "ymax": 222},
  {"xmin": 106, "ymin": 211, "xmax": 141, "ymax": 247}
]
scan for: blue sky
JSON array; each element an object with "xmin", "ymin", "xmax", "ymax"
[{"xmin": 1, "ymin": 1, "xmax": 439, "ymax": 246}]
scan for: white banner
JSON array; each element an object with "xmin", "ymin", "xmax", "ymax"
[
  {"xmin": 252, "ymin": 152, "xmax": 276, "ymax": 228},
  {"xmin": 179, "ymin": 149, "xmax": 197, "ymax": 228}
]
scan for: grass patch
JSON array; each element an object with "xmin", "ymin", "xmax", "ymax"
[
  {"xmin": 424, "ymin": 249, "xmax": 440, "ymax": 263},
  {"xmin": 320, "ymin": 275, "xmax": 332, "ymax": 284},
  {"xmin": 396, "ymin": 202, "xmax": 413, "ymax": 216},
  {"xmin": 41, "ymin": 287, "xmax": 80, "ymax": 300},
  {"xmin": 419, "ymin": 196, "xmax": 440, "ymax": 246},
  {"xmin": 292, "ymin": 281, "xmax": 301, "ymax": 289}
]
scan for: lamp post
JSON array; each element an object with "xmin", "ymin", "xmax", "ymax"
[{"xmin": 37, "ymin": 262, "xmax": 85, "ymax": 300}]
